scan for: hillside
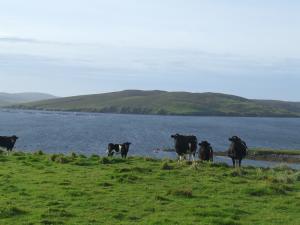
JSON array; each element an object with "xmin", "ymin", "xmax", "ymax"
[
  {"xmin": 9, "ymin": 90, "xmax": 300, "ymax": 117},
  {"xmin": 0, "ymin": 151, "xmax": 299, "ymax": 225},
  {"xmin": 0, "ymin": 92, "xmax": 57, "ymax": 106}
]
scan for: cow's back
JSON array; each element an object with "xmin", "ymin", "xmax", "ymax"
[
  {"xmin": 228, "ymin": 142, "xmax": 247, "ymax": 159},
  {"xmin": 174, "ymin": 135, "xmax": 197, "ymax": 155},
  {"xmin": 0, "ymin": 136, "xmax": 16, "ymax": 150}
]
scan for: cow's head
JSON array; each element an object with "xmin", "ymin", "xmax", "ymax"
[
  {"xmin": 11, "ymin": 135, "xmax": 18, "ymax": 142},
  {"xmin": 122, "ymin": 142, "xmax": 131, "ymax": 150},
  {"xmin": 229, "ymin": 136, "xmax": 240, "ymax": 143},
  {"xmin": 171, "ymin": 133, "xmax": 180, "ymax": 140},
  {"xmin": 199, "ymin": 141, "xmax": 210, "ymax": 147}
]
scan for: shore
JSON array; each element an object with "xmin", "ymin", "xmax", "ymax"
[{"xmin": 215, "ymin": 148, "xmax": 300, "ymax": 164}]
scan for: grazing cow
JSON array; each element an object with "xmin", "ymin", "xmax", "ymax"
[
  {"xmin": 171, "ymin": 134, "xmax": 197, "ymax": 161},
  {"xmin": 0, "ymin": 135, "xmax": 18, "ymax": 153},
  {"xmin": 227, "ymin": 136, "xmax": 247, "ymax": 167},
  {"xmin": 107, "ymin": 142, "xmax": 131, "ymax": 158},
  {"xmin": 199, "ymin": 141, "xmax": 213, "ymax": 162}
]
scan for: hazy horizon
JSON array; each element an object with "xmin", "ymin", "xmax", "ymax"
[{"xmin": 1, "ymin": 1, "xmax": 300, "ymax": 101}]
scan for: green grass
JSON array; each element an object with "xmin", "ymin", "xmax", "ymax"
[
  {"xmin": 0, "ymin": 151, "xmax": 299, "ymax": 225},
  {"xmin": 9, "ymin": 90, "xmax": 300, "ymax": 117}
]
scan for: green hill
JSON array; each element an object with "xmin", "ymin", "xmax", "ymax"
[
  {"xmin": 8, "ymin": 90, "xmax": 300, "ymax": 117},
  {"xmin": 0, "ymin": 92, "xmax": 57, "ymax": 107}
]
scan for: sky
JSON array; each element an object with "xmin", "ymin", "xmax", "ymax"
[{"xmin": 0, "ymin": 0, "xmax": 300, "ymax": 101}]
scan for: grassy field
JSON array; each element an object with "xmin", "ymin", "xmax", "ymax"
[
  {"xmin": 9, "ymin": 90, "xmax": 300, "ymax": 117},
  {"xmin": 0, "ymin": 151, "xmax": 299, "ymax": 225}
]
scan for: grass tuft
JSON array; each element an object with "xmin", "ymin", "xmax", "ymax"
[
  {"xmin": 50, "ymin": 154, "xmax": 71, "ymax": 164},
  {"xmin": 34, "ymin": 150, "xmax": 44, "ymax": 155},
  {"xmin": 116, "ymin": 174, "xmax": 140, "ymax": 183},
  {"xmin": 244, "ymin": 186, "xmax": 270, "ymax": 196},
  {"xmin": 155, "ymin": 195, "xmax": 170, "ymax": 202},
  {"xmin": 100, "ymin": 182, "xmax": 113, "ymax": 187},
  {"xmin": 168, "ymin": 188, "xmax": 193, "ymax": 198},
  {"xmin": 161, "ymin": 162, "xmax": 174, "ymax": 170}
]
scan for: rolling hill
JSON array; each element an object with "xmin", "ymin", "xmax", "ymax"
[
  {"xmin": 0, "ymin": 92, "xmax": 57, "ymax": 106},
  {"xmin": 8, "ymin": 90, "xmax": 300, "ymax": 117}
]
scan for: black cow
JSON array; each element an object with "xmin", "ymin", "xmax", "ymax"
[
  {"xmin": 171, "ymin": 134, "xmax": 197, "ymax": 161},
  {"xmin": 228, "ymin": 136, "xmax": 247, "ymax": 167},
  {"xmin": 107, "ymin": 142, "xmax": 131, "ymax": 158},
  {"xmin": 120, "ymin": 142, "xmax": 131, "ymax": 159},
  {"xmin": 0, "ymin": 135, "xmax": 18, "ymax": 153},
  {"xmin": 199, "ymin": 141, "xmax": 213, "ymax": 162}
]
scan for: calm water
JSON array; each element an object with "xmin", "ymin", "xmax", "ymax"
[{"xmin": 0, "ymin": 109, "xmax": 299, "ymax": 168}]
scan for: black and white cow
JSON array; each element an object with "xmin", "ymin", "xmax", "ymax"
[
  {"xmin": 107, "ymin": 142, "xmax": 131, "ymax": 158},
  {"xmin": 171, "ymin": 134, "xmax": 197, "ymax": 161},
  {"xmin": 0, "ymin": 135, "xmax": 18, "ymax": 153}
]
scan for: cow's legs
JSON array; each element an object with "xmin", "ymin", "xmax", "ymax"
[
  {"xmin": 232, "ymin": 158, "xmax": 235, "ymax": 167},
  {"xmin": 191, "ymin": 154, "xmax": 195, "ymax": 162},
  {"xmin": 178, "ymin": 155, "xmax": 181, "ymax": 162},
  {"xmin": 238, "ymin": 159, "xmax": 242, "ymax": 167}
]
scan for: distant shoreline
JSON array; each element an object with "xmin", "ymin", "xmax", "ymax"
[
  {"xmin": 161, "ymin": 147, "xmax": 300, "ymax": 163},
  {"xmin": 215, "ymin": 149, "xmax": 300, "ymax": 164},
  {"xmin": 3, "ymin": 107, "xmax": 300, "ymax": 119}
]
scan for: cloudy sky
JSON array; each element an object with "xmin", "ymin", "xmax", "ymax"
[{"xmin": 0, "ymin": 0, "xmax": 299, "ymax": 100}]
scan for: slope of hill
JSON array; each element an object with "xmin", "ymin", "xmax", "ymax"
[
  {"xmin": 0, "ymin": 92, "xmax": 57, "ymax": 106},
  {"xmin": 8, "ymin": 90, "xmax": 300, "ymax": 117}
]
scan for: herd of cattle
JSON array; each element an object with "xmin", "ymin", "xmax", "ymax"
[
  {"xmin": 170, "ymin": 134, "xmax": 247, "ymax": 167},
  {"xmin": 0, "ymin": 134, "xmax": 248, "ymax": 167},
  {"xmin": 107, "ymin": 134, "xmax": 247, "ymax": 167}
]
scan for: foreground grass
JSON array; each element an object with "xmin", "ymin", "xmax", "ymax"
[{"xmin": 0, "ymin": 152, "xmax": 299, "ymax": 225}]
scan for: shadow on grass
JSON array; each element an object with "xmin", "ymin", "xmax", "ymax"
[{"xmin": 0, "ymin": 206, "xmax": 27, "ymax": 219}]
